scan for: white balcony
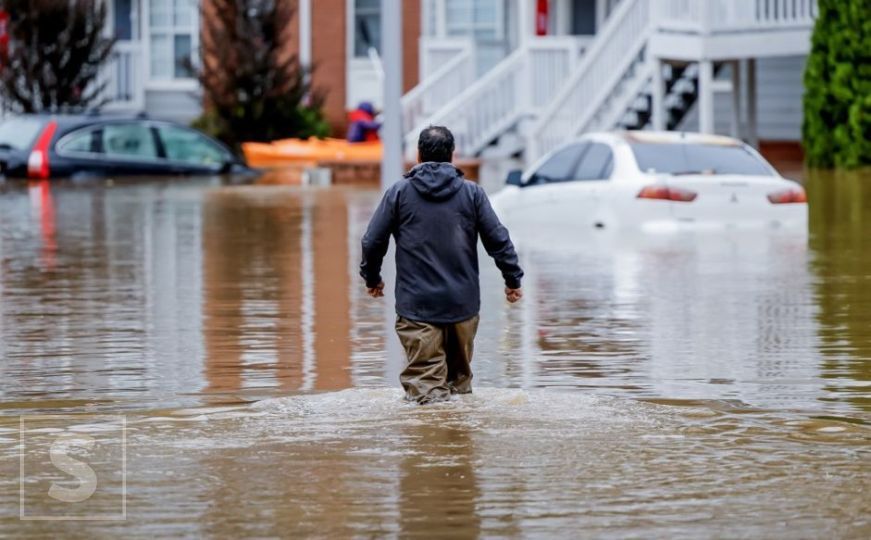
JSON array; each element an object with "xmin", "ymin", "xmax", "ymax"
[{"xmin": 650, "ymin": 0, "xmax": 818, "ymax": 60}]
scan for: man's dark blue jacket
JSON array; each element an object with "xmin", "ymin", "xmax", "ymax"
[{"xmin": 360, "ymin": 161, "xmax": 523, "ymax": 324}]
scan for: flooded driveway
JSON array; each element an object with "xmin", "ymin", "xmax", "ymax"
[{"xmin": 0, "ymin": 171, "xmax": 868, "ymax": 537}]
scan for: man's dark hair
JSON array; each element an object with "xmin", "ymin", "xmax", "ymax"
[{"xmin": 418, "ymin": 126, "xmax": 455, "ymax": 163}]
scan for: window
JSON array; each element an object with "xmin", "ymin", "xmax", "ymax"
[
  {"xmin": 528, "ymin": 143, "xmax": 586, "ymax": 185},
  {"xmin": 573, "ymin": 143, "xmax": 613, "ymax": 180},
  {"xmin": 0, "ymin": 117, "xmax": 45, "ymax": 151},
  {"xmin": 354, "ymin": 0, "xmax": 381, "ymax": 57},
  {"xmin": 149, "ymin": 0, "xmax": 196, "ymax": 79},
  {"xmin": 56, "ymin": 128, "xmax": 101, "ymax": 155},
  {"xmin": 157, "ymin": 125, "xmax": 227, "ymax": 166},
  {"xmin": 102, "ymin": 124, "xmax": 160, "ymax": 160},
  {"xmin": 445, "ymin": 0, "xmax": 503, "ymax": 39},
  {"xmin": 630, "ymin": 143, "xmax": 774, "ymax": 176},
  {"xmin": 114, "ymin": 0, "xmax": 134, "ymax": 40}
]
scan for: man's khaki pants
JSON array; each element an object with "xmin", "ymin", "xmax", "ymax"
[{"xmin": 395, "ymin": 315, "xmax": 480, "ymax": 404}]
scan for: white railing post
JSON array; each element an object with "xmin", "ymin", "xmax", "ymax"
[
  {"xmin": 698, "ymin": 59, "xmax": 714, "ymax": 133},
  {"xmin": 651, "ymin": 56, "xmax": 665, "ymax": 130},
  {"xmin": 519, "ymin": 46, "xmax": 532, "ymax": 114},
  {"xmin": 699, "ymin": 0, "xmax": 710, "ymax": 34}
]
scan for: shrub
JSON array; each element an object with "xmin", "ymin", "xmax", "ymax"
[{"xmin": 802, "ymin": 0, "xmax": 871, "ymax": 169}]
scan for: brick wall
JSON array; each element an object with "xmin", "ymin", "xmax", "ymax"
[
  {"xmin": 311, "ymin": 0, "xmax": 348, "ymax": 135},
  {"xmin": 403, "ymin": 0, "xmax": 421, "ymax": 94}
]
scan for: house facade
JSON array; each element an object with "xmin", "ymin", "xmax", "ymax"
[
  {"xmin": 98, "ymin": 0, "xmax": 814, "ymax": 157},
  {"xmin": 102, "ymin": 0, "xmax": 422, "ymax": 133}
]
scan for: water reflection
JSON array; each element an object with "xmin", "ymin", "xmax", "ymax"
[
  {"xmin": 0, "ymin": 175, "xmax": 868, "ymax": 417},
  {"xmin": 807, "ymin": 169, "xmax": 871, "ymax": 412},
  {"xmin": 398, "ymin": 414, "xmax": 480, "ymax": 538}
]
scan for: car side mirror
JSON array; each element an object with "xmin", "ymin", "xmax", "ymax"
[{"xmin": 506, "ymin": 169, "xmax": 523, "ymax": 186}]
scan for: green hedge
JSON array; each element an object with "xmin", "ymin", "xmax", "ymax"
[{"xmin": 802, "ymin": 0, "xmax": 871, "ymax": 169}]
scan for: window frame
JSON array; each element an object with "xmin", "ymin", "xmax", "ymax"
[
  {"xmin": 444, "ymin": 0, "xmax": 505, "ymax": 40},
  {"xmin": 146, "ymin": 0, "xmax": 198, "ymax": 82},
  {"xmin": 352, "ymin": 0, "xmax": 382, "ymax": 58}
]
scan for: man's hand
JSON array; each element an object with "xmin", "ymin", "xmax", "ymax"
[
  {"xmin": 367, "ymin": 281, "xmax": 385, "ymax": 298},
  {"xmin": 505, "ymin": 287, "xmax": 523, "ymax": 303}
]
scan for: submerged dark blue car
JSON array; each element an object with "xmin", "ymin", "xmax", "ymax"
[{"xmin": 0, "ymin": 113, "xmax": 248, "ymax": 179}]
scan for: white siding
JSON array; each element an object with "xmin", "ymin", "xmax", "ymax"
[
  {"xmin": 680, "ymin": 55, "xmax": 807, "ymax": 141},
  {"xmin": 144, "ymin": 89, "xmax": 202, "ymax": 124}
]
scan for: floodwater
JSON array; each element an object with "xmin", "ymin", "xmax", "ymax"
[{"xmin": 0, "ymin": 170, "xmax": 868, "ymax": 537}]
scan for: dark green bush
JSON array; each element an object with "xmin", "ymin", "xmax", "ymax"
[{"xmin": 802, "ymin": 0, "xmax": 871, "ymax": 169}]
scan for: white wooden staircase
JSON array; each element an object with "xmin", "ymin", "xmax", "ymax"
[{"xmin": 403, "ymin": 0, "xmax": 817, "ymax": 162}]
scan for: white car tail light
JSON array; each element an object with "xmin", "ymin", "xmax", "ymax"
[
  {"xmin": 637, "ymin": 185, "xmax": 698, "ymax": 203},
  {"xmin": 27, "ymin": 121, "xmax": 58, "ymax": 179},
  {"xmin": 767, "ymin": 187, "xmax": 807, "ymax": 204}
]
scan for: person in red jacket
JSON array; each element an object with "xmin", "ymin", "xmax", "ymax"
[{"xmin": 347, "ymin": 102, "xmax": 381, "ymax": 142}]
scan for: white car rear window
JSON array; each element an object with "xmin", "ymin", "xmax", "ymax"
[{"xmin": 630, "ymin": 143, "xmax": 773, "ymax": 176}]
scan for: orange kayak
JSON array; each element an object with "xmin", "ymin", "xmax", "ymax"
[{"xmin": 242, "ymin": 137, "xmax": 383, "ymax": 168}]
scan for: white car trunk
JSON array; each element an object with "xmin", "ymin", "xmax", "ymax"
[{"xmin": 664, "ymin": 174, "xmax": 800, "ymax": 225}]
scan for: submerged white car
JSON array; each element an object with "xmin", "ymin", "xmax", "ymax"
[{"xmin": 491, "ymin": 132, "xmax": 808, "ymax": 233}]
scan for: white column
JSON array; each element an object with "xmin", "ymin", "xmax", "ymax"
[
  {"xmin": 381, "ymin": 0, "xmax": 403, "ymax": 189},
  {"xmin": 596, "ymin": 0, "xmax": 607, "ymax": 30},
  {"xmin": 698, "ymin": 59, "xmax": 714, "ymax": 134},
  {"xmin": 651, "ymin": 57, "xmax": 665, "ymax": 131},
  {"xmin": 299, "ymin": 0, "xmax": 312, "ymax": 68},
  {"xmin": 746, "ymin": 58, "xmax": 759, "ymax": 148},
  {"xmin": 517, "ymin": 0, "xmax": 532, "ymax": 45},
  {"xmin": 730, "ymin": 60, "xmax": 741, "ymax": 139}
]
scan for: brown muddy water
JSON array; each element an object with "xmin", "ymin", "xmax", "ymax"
[{"xmin": 0, "ymin": 170, "xmax": 868, "ymax": 537}]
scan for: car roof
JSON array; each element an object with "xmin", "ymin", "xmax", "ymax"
[
  {"xmin": 577, "ymin": 130, "xmax": 743, "ymax": 147},
  {"xmin": 4, "ymin": 112, "xmax": 182, "ymax": 130}
]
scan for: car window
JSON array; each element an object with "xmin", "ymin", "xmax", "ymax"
[
  {"xmin": 529, "ymin": 143, "xmax": 587, "ymax": 184},
  {"xmin": 156, "ymin": 125, "xmax": 228, "ymax": 166},
  {"xmin": 0, "ymin": 117, "xmax": 45, "ymax": 151},
  {"xmin": 630, "ymin": 143, "xmax": 773, "ymax": 176},
  {"xmin": 57, "ymin": 128, "xmax": 100, "ymax": 154},
  {"xmin": 573, "ymin": 142, "xmax": 613, "ymax": 180},
  {"xmin": 102, "ymin": 123, "xmax": 159, "ymax": 160}
]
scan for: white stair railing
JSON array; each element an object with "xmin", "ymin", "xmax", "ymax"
[
  {"xmin": 401, "ymin": 45, "xmax": 475, "ymax": 136},
  {"xmin": 406, "ymin": 37, "xmax": 586, "ymax": 157},
  {"xmin": 529, "ymin": 0, "xmax": 653, "ymax": 160},
  {"xmin": 529, "ymin": 0, "xmax": 818, "ymax": 160}
]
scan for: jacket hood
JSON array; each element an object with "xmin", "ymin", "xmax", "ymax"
[{"xmin": 404, "ymin": 162, "xmax": 465, "ymax": 201}]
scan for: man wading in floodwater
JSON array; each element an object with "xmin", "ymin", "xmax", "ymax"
[{"xmin": 360, "ymin": 126, "xmax": 524, "ymax": 404}]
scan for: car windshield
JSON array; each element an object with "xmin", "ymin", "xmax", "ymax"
[
  {"xmin": 630, "ymin": 142, "xmax": 774, "ymax": 176},
  {"xmin": 0, "ymin": 117, "xmax": 45, "ymax": 151}
]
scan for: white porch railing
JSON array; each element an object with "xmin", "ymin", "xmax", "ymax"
[
  {"xmin": 402, "ymin": 40, "xmax": 475, "ymax": 135},
  {"xmin": 529, "ymin": 0, "xmax": 818, "ymax": 160},
  {"xmin": 655, "ymin": 0, "xmax": 818, "ymax": 33},
  {"xmin": 529, "ymin": 0, "xmax": 653, "ymax": 159},
  {"xmin": 100, "ymin": 40, "xmax": 145, "ymax": 111},
  {"xmin": 406, "ymin": 36, "xmax": 588, "ymax": 157},
  {"xmin": 419, "ymin": 38, "xmax": 475, "ymax": 81}
]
